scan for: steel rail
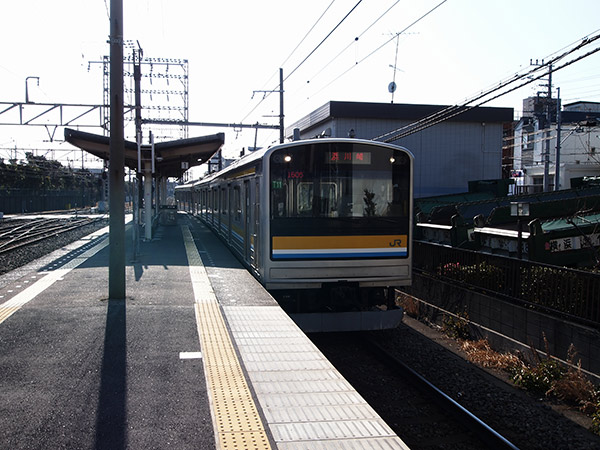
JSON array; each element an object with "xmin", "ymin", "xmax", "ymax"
[
  {"xmin": 365, "ymin": 335, "xmax": 521, "ymax": 450},
  {"xmin": 0, "ymin": 218, "xmax": 101, "ymax": 255},
  {"xmin": 0, "ymin": 219, "xmax": 89, "ymax": 249}
]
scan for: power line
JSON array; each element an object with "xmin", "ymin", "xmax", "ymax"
[
  {"xmin": 303, "ymin": 0, "xmax": 404, "ymax": 88},
  {"xmin": 306, "ymin": 0, "xmax": 448, "ymax": 101},
  {"xmin": 374, "ymin": 32, "xmax": 600, "ymax": 143},
  {"xmin": 103, "ymin": 0, "xmax": 110, "ymax": 20}
]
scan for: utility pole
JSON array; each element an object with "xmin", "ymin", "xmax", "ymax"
[
  {"xmin": 530, "ymin": 59, "xmax": 553, "ymax": 192},
  {"xmin": 132, "ymin": 44, "xmax": 143, "ymax": 261},
  {"xmin": 279, "ymin": 68, "xmax": 284, "ymax": 144},
  {"xmin": 252, "ymin": 68, "xmax": 285, "ymax": 143},
  {"xmin": 108, "ymin": 0, "xmax": 126, "ymax": 300},
  {"xmin": 555, "ymin": 87, "xmax": 562, "ymax": 191},
  {"xmin": 543, "ymin": 64, "xmax": 553, "ymax": 192}
]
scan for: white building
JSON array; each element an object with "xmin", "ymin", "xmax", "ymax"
[{"xmin": 512, "ymin": 99, "xmax": 600, "ymax": 193}]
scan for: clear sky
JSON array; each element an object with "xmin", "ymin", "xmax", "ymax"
[{"xmin": 1, "ymin": 0, "xmax": 599, "ymax": 171}]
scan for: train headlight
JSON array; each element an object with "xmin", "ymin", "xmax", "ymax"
[
  {"xmin": 389, "ymin": 157, "xmax": 396, "ymax": 164},
  {"xmin": 284, "ymin": 155, "xmax": 292, "ymax": 163}
]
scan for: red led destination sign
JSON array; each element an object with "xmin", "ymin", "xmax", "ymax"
[{"xmin": 325, "ymin": 151, "xmax": 371, "ymax": 165}]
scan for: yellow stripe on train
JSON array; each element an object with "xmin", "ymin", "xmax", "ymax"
[{"xmin": 273, "ymin": 235, "xmax": 407, "ymax": 250}]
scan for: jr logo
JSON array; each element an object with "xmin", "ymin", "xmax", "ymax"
[{"xmin": 389, "ymin": 239, "xmax": 403, "ymax": 247}]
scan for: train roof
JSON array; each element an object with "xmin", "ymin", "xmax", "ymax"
[
  {"xmin": 188, "ymin": 138, "xmax": 412, "ymax": 187},
  {"xmin": 174, "ymin": 181, "xmax": 195, "ymax": 191}
]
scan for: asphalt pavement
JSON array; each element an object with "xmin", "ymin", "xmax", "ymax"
[{"xmin": 0, "ymin": 221, "xmax": 215, "ymax": 449}]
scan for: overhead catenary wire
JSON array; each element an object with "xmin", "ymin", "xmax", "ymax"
[
  {"xmin": 238, "ymin": 0, "xmax": 338, "ymax": 125},
  {"xmin": 245, "ymin": 0, "xmax": 409, "ymax": 135},
  {"xmin": 284, "ymin": 0, "xmax": 363, "ymax": 83},
  {"xmin": 279, "ymin": 0, "xmax": 338, "ymax": 76},
  {"xmin": 239, "ymin": 0, "xmax": 364, "ymax": 125}
]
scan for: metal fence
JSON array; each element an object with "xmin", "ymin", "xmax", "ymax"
[
  {"xmin": 0, "ymin": 189, "xmax": 95, "ymax": 214},
  {"xmin": 413, "ymin": 240, "xmax": 600, "ymax": 326}
]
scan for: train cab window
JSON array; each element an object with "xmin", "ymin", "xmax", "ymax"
[
  {"xmin": 270, "ymin": 142, "xmax": 410, "ymax": 220},
  {"xmin": 297, "ymin": 183, "xmax": 312, "ymax": 215},
  {"xmin": 297, "ymin": 182, "xmax": 337, "ymax": 216},
  {"xmin": 271, "ymin": 183, "xmax": 289, "ymax": 217}
]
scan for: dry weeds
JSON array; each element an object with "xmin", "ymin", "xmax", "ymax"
[
  {"xmin": 462, "ymin": 339, "xmax": 524, "ymax": 372},
  {"xmin": 547, "ymin": 345, "xmax": 598, "ymax": 414}
]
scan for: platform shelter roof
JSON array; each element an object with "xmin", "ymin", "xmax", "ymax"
[{"xmin": 64, "ymin": 128, "xmax": 225, "ymax": 178}]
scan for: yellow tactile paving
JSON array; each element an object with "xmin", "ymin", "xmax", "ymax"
[
  {"xmin": 183, "ymin": 225, "xmax": 272, "ymax": 450},
  {"xmin": 0, "ymin": 305, "xmax": 21, "ymax": 323}
]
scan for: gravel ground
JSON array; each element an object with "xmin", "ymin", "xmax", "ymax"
[{"xmin": 375, "ymin": 317, "xmax": 600, "ymax": 450}]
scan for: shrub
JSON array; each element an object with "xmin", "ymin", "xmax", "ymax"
[
  {"xmin": 442, "ymin": 311, "xmax": 470, "ymax": 340},
  {"xmin": 511, "ymin": 358, "xmax": 566, "ymax": 396},
  {"xmin": 512, "ymin": 335, "xmax": 566, "ymax": 396},
  {"xmin": 437, "ymin": 261, "xmax": 504, "ymax": 291},
  {"xmin": 438, "ymin": 262, "xmax": 463, "ymax": 279},
  {"xmin": 519, "ymin": 266, "xmax": 586, "ymax": 315}
]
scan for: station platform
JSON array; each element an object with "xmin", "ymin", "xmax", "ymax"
[{"xmin": 0, "ymin": 213, "xmax": 409, "ymax": 449}]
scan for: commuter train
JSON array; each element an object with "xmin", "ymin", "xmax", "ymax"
[{"xmin": 176, "ymin": 138, "xmax": 413, "ymax": 331}]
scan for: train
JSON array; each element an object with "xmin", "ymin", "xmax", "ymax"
[{"xmin": 175, "ymin": 138, "xmax": 413, "ymax": 331}]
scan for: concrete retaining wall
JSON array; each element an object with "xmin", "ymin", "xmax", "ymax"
[{"xmin": 400, "ymin": 273, "xmax": 600, "ymax": 379}]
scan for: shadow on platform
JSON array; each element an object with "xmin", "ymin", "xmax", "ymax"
[{"xmin": 95, "ymin": 298, "xmax": 127, "ymax": 450}]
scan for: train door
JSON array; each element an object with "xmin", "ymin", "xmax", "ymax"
[
  {"xmin": 212, "ymin": 188, "xmax": 218, "ymax": 228},
  {"xmin": 221, "ymin": 186, "xmax": 228, "ymax": 238},
  {"xmin": 244, "ymin": 180, "xmax": 251, "ymax": 263},
  {"xmin": 253, "ymin": 179, "xmax": 260, "ymax": 271},
  {"xmin": 200, "ymin": 189, "xmax": 205, "ymax": 219},
  {"xmin": 192, "ymin": 189, "xmax": 198, "ymax": 215},
  {"xmin": 227, "ymin": 185, "xmax": 232, "ymax": 244}
]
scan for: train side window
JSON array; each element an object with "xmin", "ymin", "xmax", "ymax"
[
  {"xmin": 221, "ymin": 188, "xmax": 227, "ymax": 215},
  {"xmin": 213, "ymin": 189, "xmax": 217, "ymax": 214},
  {"xmin": 233, "ymin": 186, "xmax": 241, "ymax": 221}
]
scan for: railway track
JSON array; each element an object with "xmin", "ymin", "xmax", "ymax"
[
  {"xmin": 0, "ymin": 217, "xmax": 104, "ymax": 255},
  {"xmin": 309, "ymin": 331, "xmax": 520, "ymax": 450}
]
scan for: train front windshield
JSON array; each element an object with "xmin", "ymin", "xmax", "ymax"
[{"xmin": 269, "ymin": 142, "xmax": 411, "ymax": 259}]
